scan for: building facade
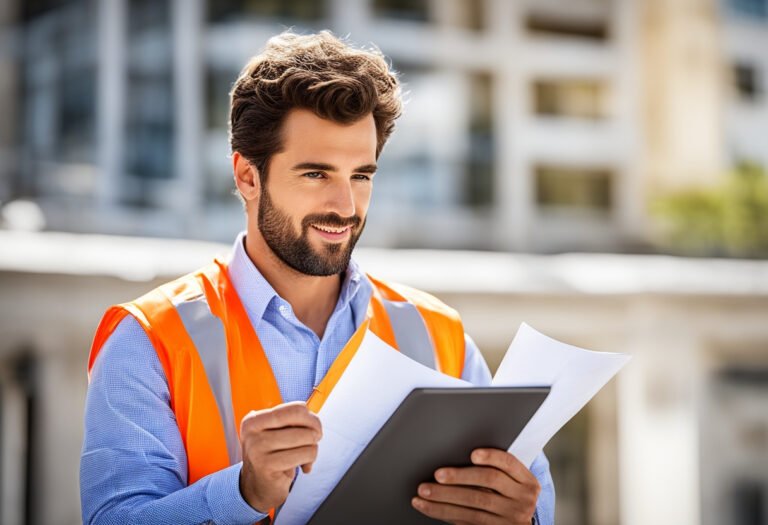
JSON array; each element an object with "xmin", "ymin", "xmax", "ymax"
[
  {"xmin": 5, "ymin": 0, "xmax": 751, "ymax": 252},
  {"xmin": 2, "ymin": 0, "xmax": 766, "ymax": 252}
]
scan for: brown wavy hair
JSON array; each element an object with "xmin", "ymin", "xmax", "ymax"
[{"xmin": 229, "ymin": 30, "xmax": 402, "ymax": 182}]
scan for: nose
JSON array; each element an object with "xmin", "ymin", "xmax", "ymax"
[{"xmin": 327, "ymin": 178, "xmax": 356, "ymax": 218}]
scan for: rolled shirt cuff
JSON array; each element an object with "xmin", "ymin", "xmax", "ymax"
[{"xmin": 206, "ymin": 462, "xmax": 269, "ymax": 525}]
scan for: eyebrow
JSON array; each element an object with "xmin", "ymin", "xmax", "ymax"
[{"xmin": 290, "ymin": 162, "xmax": 378, "ymax": 174}]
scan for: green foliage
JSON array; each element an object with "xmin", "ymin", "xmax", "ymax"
[{"xmin": 653, "ymin": 163, "xmax": 768, "ymax": 258}]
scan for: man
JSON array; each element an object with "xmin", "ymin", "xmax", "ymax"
[{"xmin": 81, "ymin": 31, "xmax": 555, "ymax": 524}]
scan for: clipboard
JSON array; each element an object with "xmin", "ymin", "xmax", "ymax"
[{"xmin": 306, "ymin": 386, "xmax": 550, "ymax": 525}]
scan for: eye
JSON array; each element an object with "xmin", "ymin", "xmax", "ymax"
[
  {"xmin": 352, "ymin": 173, "xmax": 373, "ymax": 181},
  {"xmin": 303, "ymin": 171, "xmax": 325, "ymax": 179}
]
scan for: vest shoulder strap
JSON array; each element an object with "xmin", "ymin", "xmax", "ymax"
[{"xmin": 367, "ymin": 275, "xmax": 466, "ymax": 378}]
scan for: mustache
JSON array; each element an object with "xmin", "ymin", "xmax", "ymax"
[{"xmin": 302, "ymin": 213, "xmax": 362, "ymax": 230}]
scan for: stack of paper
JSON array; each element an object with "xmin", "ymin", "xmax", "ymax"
[
  {"xmin": 275, "ymin": 323, "xmax": 630, "ymax": 525},
  {"xmin": 493, "ymin": 323, "xmax": 631, "ymax": 466}
]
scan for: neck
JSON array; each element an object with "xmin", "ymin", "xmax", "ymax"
[{"xmin": 243, "ymin": 230, "xmax": 342, "ymax": 339}]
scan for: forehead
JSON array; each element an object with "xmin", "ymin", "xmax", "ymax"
[{"xmin": 279, "ymin": 109, "xmax": 377, "ymax": 162}]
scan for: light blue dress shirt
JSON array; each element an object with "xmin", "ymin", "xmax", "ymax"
[{"xmin": 81, "ymin": 232, "xmax": 555, "ymax": 524}]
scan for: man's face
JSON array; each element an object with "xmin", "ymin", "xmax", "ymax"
[{"xmin": 256, "ymin": 109, "xmax": 377, "ymax": 276}]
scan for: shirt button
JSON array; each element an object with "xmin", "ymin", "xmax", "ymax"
[{"xmin": 278, "ymin": 305, "xmax": 289, "ymax": 317}]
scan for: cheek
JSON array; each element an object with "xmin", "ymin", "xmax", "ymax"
[
  {"xmin": 269, "ymin": 185, "xmax": 316, "ymax": 224},
  {"xmin": 354, "ymin": 185, "xmax": 373, "ymax": 216}
]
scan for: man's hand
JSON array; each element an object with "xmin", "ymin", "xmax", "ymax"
[
  {"xmin": 239, "ymin": 401, "xmax": 322, "ymax": 513},
  {"xmin": 412, "ymin": 448, "xmax": 540, "ymax": 525}
]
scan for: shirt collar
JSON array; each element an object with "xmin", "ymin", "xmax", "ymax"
[{"xmin": 226, "ymin": 231, "xmax": 367, "ymax": 323}]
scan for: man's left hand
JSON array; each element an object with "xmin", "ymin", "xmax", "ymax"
[{"xmin": 412, "ymin": 448, "xmax": 540, "ymax": 525}]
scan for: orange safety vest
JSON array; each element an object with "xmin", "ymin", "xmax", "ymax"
[{"xmin": 88, "ymin": 258, "xmax": 465, "ymax": 493}]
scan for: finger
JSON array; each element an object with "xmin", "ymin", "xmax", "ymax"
[
  {"xmin": 417, "ymin": 482, "xmax": 512, "ymax": 515},
  {"xmin": 258, "ymin": 427, "xmax": 321, "ymax": 453},
  {"xmin": 265, "ymin": 444, "xmax": 319, "ymax": 472},
  {"xmin": 244, "ymin": 402, "xmax": 322, "ymax": 435},
  {"xmin": 433, "ymin": 466, "xmax": 517, "ymax": 497},
  {"xmin": 412, "ymin": 497, "xmax": 506, "ymax": 525},
  {"xmin": 471, "ymin": 449, "xmax": 536, "ymax": 485}
]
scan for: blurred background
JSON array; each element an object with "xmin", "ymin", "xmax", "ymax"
[{"xmin": 0, "ymin": 0, "xmax": 767, "ymax": 524}]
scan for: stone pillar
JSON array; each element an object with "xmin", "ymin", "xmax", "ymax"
[
  {"xmin": 172, "ymin": 0, "xmax": 205, "ymax": 235},
  {"xmin": 613, "ymin": 0, "xmax": 647, "ymax": 243},
  {"xmin": 488, "ymin": 0, "xmax": 531, "ymax": 251},
  {"xmin": 97, "ymin": 0, "xmax": 127, "ymax": 207},
  {"xmin": 617, "ymin": 298, "xmax": 702, "ymax": 525}
]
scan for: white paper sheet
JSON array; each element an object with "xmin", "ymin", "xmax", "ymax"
[
  {"xmin": 275, "ymin": 323, "xmax": 630, "ymax": 524},
  {"xmin": 492, "ymin": 323, "xmax": 631, "ymax": 466},
  {"xmin": 275, "ymin": 330, "xmax": 470, "ymax": 525}
]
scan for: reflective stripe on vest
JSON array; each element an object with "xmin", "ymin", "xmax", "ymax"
[
  {"xmin": 173, "ymin": 293, "xmax": 242, "ymax": 465},
  {"xmin": 381, "ymin": 299, "xmax": 436, "ymax": 370},
  {"xmin": 172, "ymin": 293, "xmax": 437, "ymax": 464}
]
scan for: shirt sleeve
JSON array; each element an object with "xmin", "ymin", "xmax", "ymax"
[
  {"xmin": 460, "ymin": 334, "xmax": 556, "ymax": 525},
  {"xmin": 80, "ymin": 315, "xmax": 267, "ymax": 525}
]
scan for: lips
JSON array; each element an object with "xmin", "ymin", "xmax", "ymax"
[
  {"xmin": 312, "ymin": 224, "xmax": 350, "ymax": 234},
  {"xmin": 311, "ymin": 223, "xmax": 352, "ymax": 241}
]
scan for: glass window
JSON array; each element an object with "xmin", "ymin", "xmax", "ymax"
[
  {"xmin": 444, "ymin": 0, "xmax": 485, "ymax": 32},
  {"xmin": 124, "ymin": 74, "xmax": 174, "ymax": 182},
  {"xmin": 208, "ymin": 0, "xmax": 326, "ymax": 24},
  {"xmin": 205, "ymin": 68, "xmax": 239, "ymax": 203},
  {"xmin": 464, "ymin": 73, "xmax": 495, "ymax": 207},
  {"xmin": 22, "ymin": 0, "xmax": 71, "ymax": 20},
  {"xmin": 206, "ymin": 68, "xmax": 236, "ymax": 131},
  {"xmin": 128, "ymin": 0, "xmax": 171, "ymax": 33},
  {"xmin": 463, "ymin": 0, "xmax": 485, "ymax": 32},
  {"xmin": 534, "ymin": 80, "xmax": 607, "ymax": 119},
  {"xmin": 59, "ymin": 65, "xmax": 96, "ymax": 163},
  {"xmin": 728, "ymin": 0, "xmax": 768, "ymax": 18},
  {"xmin": 21, "ymin": 0, "xmax": 97, "ymax": 198},
  {"xmin": 535, "ymin": 165, "xmax": 613, "ymax": 211},
  {"xmin": 372, "ymin": 0, "xmax": 430, "ymax": 23},
  {"xmin": 733, "ymin": 63, "xmax": 762, "ymax": 102},
  {"xmin": 123, "ymin": 0, "xmax": 174, "ymax": 189},
  {"xmin": 546, "ymin": 409, "xmax": 591, "ymax": 525},
  {"xmin": 370, "ymin": 63, "xmax": 439, "ymax": 208},
  {"xmin": 526, "ymin": 13, "xmax": 609, "ymax": 40}
]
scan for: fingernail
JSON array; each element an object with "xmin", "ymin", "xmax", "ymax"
[
  {"xmin": 419, "ymin": 484, "xmax": 431, "ymax": 497},
  {"xmin": 473, "ymin": 450, "xmax": 486, "ymax": 462},
  {"xmin": 435, "ymin": 469, "xmax": 446, "ymax": 482},
  {"xmin": 412, "ymin": 497, "xmax": 423, "ymax": 509}
]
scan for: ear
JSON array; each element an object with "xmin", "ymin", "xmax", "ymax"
[{"xmin": 232, "ymin": 151, "xmax": 261, "ymax": 204}]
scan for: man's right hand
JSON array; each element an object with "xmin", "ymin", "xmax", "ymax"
[{"xmin": 239, "ymin": 401, "xmax": 323, "ymax": 513}]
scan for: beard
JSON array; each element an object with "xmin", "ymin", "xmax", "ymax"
[{"xmin": 258, "ymin": 185, "xmax": 365, "ymax": 276}]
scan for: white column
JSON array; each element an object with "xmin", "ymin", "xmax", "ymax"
[
  {"xmin": 618, "ymin": 299, "xmax": 702, "ymax": 525},
  {"xmin": 613, "ymin": 0, "xmax": 646, "ymax": 242},
  {"xmin": 97, "ymin": 0, "xmax": 126, "ymax": 207},
  {"xmin": 35, "ymin": 351, "xmax": 85, "ymax": 525},
  {"xmin": 172, "ymin": 0, "xmax": 205, "ymax": 234},
  {"xmin": 489, "ymin": 0, "xmax": 530, "ymax": 251}
]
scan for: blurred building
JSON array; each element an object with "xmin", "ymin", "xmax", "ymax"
[
  {"xmin": 1, "ymin": 0, "xmax": 765, "ymax": 252},
  {"xmin": 1, "ymin": 1, "xmax": 768, "ymax": 525},
  {"xmin": 643, "ymin": 0, "xmax": 768, "ymax": 193}
]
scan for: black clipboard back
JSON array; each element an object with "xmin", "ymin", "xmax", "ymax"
[{"xmin": 307, "ymin": 386, "xmax": 550, "ymax": 525}]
